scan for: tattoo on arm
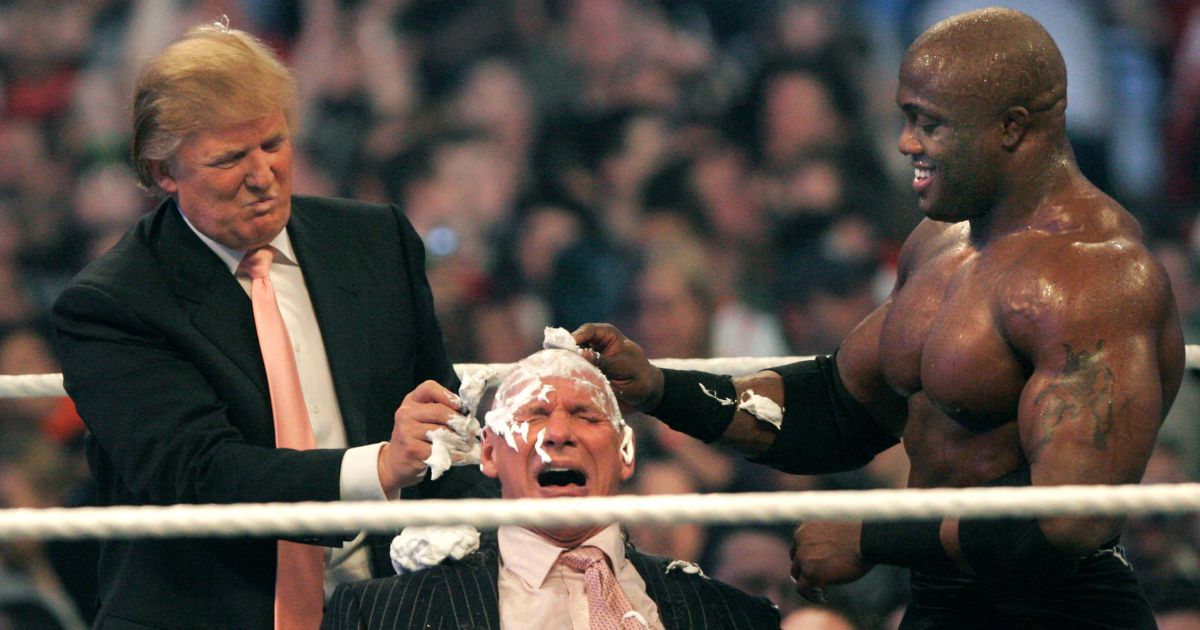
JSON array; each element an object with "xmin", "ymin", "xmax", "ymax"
[{"xmin": 1030, "ymin": 341, "xmax": 1115, "ymax": 462}]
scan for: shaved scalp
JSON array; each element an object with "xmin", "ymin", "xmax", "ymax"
[{"xmin": 905, "ymin": 7, "xmax": 1066, "ymax": 117}]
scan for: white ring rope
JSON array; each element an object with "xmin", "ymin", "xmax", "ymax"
[
  {"xmin": 0, "ymin": 371, "xmax": 65, "ymax": 398},
  {"xmin": 0, "ymin": 485, "xmax": 1197, "ymax": 542},
  {"xmin": 4, "ymin": 345, "xmax": 1199, "ymax": 398},
  {"xmin": 1, "ymin": 348, "xmax": 1198, "ymax": 542}
]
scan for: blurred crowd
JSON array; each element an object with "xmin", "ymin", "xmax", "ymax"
[{"xmin": 2, "ymin": 0, "xmax": 1200, "ymax": 628}]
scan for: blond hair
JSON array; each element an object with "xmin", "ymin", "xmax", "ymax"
[{"xmin": 130, "ymin": 23, "xmax": 297, "ymax": 192}]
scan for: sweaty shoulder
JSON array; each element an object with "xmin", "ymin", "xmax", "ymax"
[
  {"xmin": 894, "ymin": 218, "xmax": 970, "ymax": 285},
  {"xmin": 993, "ymin": 200, "xmax": 1176, "ymax": 363}
]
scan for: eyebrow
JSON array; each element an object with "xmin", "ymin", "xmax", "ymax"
[
  {"xmin": 206, "ymin": 132, "xmax": 287, "ymax": 165},
  {"xmin": 206, "ymin": 149, "xmax": 246, "ymax": 165}
]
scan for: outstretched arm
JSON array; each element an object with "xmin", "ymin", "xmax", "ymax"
[
  {"xmin": 572, "ymin": 322, "xmax": 781, "ymax": 456},
  {"xmin": 572, "ymin": 316, "xmax": 903, "ymax": 470}
]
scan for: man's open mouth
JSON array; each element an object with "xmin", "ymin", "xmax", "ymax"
[{"xmin": 537, "ymin": 467, "xmax": 587, "ymax": 487}]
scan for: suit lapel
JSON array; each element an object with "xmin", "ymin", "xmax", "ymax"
[
  {"xmin": 629, "ymin": 549, "xmax": 698, "ymax": 630},
  {"xmin": 287, "ymin": 199, "xmax": 373, "ymax": 446},
  {"xmin": 460, "ymin": 537, "xmax": 501, "ymax": 630},
  {"xmin": 442, "ymin": 536, "xmax": 501, "ymax": 630},
  {"xmin": 156, "ymin": 201, "xmax": 267, "ymax": 399}
]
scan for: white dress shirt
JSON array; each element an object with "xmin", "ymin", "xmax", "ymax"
[
  {"xmin": 497, "ymin": 524, "xmax": 665, "ymax": 630},
  {"xmin": 181, "ymin": 210, "xmax": 387, "ymax": 594}
]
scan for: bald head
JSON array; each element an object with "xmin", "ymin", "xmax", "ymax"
[{"xmin": 903, "ymin": 7, "xmax": 1066, "ymax": 119}]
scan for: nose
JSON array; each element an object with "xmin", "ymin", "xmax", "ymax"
[
  {"xmin": 898, "ymin": 123, "xmax": 922, "ymax": 156},
  {"xmin": 540, "ymin": 410, "xmax": 577, "ymax": 448},
  {"xmin": 243, "ymin": 150, "xmax": 275, "ymax": 190}
]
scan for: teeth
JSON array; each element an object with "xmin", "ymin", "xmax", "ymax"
[{"xmin": 914, "ymin": 167, "xmax": 932, "ymax": 180}]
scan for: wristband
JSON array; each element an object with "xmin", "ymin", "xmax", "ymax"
[
  {"xmin": 647, "ymin": 369, "xmax": 737, "ymax": 443},
  {"xmin": 860, "ymin": 519, "xmax": 959, "ymax": 574}
]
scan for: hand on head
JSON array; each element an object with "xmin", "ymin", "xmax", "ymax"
[{"xmin": 571, "ymin": 322, "xmax": 665, "ymax": 412}]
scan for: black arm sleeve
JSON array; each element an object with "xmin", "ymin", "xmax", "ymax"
[
  {"xmin": 750, "ymin": 355, "xmax": 899, "ymax": 474},
  {"xmin": 647, "ymin": 369, "xmax": 739, "ymax": 443}
]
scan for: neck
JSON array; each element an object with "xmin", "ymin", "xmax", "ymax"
[{"xmin": 968, "ymin": 146, "xmax": 1081, "ymax": 244}]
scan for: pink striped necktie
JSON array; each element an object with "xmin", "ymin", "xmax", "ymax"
[
  {"xmin": 240, "ymin": 247, "xmax": 324, "ymax": 630},
  {"xmin": 557, "ymin": 546, "xmax": 646, "ymax": 630}
]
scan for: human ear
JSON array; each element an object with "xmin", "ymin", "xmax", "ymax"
[
  {"xmin": 480, "ymin": 432, "xmax": 500, "ymax": 479},
  {"xmin": 1000, "ymin": 106, "xmax": 1030, "ymax": 150},
  {"xmin": 619, "ymin": 425, "xmax": 636, "ymax": 480},
  {"xmin": 148, "ymin": 160, "xmax": 178, "ymax": 194}
]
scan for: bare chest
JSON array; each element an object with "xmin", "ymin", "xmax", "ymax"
[{"xmin": 879, "ymin": 249, "xmax": 1028, "ymax": 431}]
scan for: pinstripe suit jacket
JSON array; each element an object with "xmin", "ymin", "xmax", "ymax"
[{"xmin": 322, "ymin": 535, "xmax": 781, "ymax": 630}]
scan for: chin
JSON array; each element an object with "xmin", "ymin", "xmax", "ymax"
[
  {"xmin": 535, "ymin": 525, "xmax": 606, "ymax": 548},
  {"xmin": 924, "ymin": 210, "xmax": 962, "ymax": 223},
  {"xmin": 921, "ymin": 200, "xmax": 967, "ymax": 224}
]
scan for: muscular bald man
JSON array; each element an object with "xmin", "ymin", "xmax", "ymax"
[{"xmin": 575, "ymin": 8, "xmax": 1183, "ymax": 629}]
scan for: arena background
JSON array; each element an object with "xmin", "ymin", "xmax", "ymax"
[{"xmin": 2, "ymin": 1, "xmax": 1199, "ymax": 628}]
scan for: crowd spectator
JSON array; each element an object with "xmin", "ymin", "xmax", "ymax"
[{"xmin": 0, "ymin": 1, "xmax": 1196, "ymax": 626}]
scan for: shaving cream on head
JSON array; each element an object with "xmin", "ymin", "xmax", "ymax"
[
  {"xmin": 484, "ymin": 348, "xmax": 624, "ymax": 435},
  {"xmin": 541, "ymin": 326, "xmax": 580, "ymax": 352},
  {"xmin": 483, "ymin": 328, "xmax": 628, "ymax": 454}
]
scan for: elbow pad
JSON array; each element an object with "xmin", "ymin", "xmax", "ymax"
[{"xmin": 750, "ymin": 355, "xmax": 898, "ymax": 474}]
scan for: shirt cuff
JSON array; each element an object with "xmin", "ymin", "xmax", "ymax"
[{"xmin": 340, "ymin": 442, "xmax": 390, "ymax": 501}]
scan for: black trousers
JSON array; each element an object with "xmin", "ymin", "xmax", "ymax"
[{"xmin": 900, "ymin": 546, "xmax": 1157, "ymax": 630}]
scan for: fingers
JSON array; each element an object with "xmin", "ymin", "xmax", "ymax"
[
  {"xmin": 572, "ymin": 322, "xmax": 623, "ymax": 357},
  {"xmin": 403, "ymin": 380, "xmax": 464, "ymax": 412},
  {"xmin": 384, "ymin": 381, "xmax": 472, "ymax": 492},
  {"xmin": 790, "ymin": 522, "xmax": 827, "ymax": 604},
  {"xmin": 795, "ymin": 577, "xmax": 828, "ymax": 604},
  {"xmin": 790, "ymin": 555, "xmax": 828, "ymax": 604}
]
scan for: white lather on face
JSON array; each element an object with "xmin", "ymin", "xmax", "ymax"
[{"xmin": 484, "ymin": 328, "xmax": 631, "ymax": 465}]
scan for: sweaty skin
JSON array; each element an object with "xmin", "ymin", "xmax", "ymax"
[{"xmin": 574, "ymin": 6, "xmax": 1185, "ymax": 604}]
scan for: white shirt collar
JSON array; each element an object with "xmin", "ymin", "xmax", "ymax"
[
  {"xmin": 176, "ymin": 201, "xmax": 297, "ymax": 273},
  {"xmin": 497, "ymin": 524, "xmax": 626, "ymax": 589}
]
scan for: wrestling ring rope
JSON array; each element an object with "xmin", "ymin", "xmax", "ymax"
[{"xmin": 0, "ymin": 349, "xmax": 1197, "ymax": 542}]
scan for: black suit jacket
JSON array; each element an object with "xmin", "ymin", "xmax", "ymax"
[
  {"xmin": 52, "ymin": 196, "xmax": 498, "ymax": 629},
  {"xmin": 322, "ymin": 534, "xmax": 781, "ymax": 630}
]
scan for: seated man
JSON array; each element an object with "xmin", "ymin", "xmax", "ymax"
[{"xmin": 323, "ymin": 344, "xmax": 781, "ymax": 629}]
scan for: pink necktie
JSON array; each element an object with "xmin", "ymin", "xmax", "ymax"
[
  {"xmin": 241, "ymin": 247, "xmax": 324, "ymax": 630},
  {"xmin": 558, "ymin": 546, "xmax": 645, "ymax": 630}
]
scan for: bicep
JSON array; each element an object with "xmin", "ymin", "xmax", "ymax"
[
  {"xmin": 837, "ymin": 298, "xmax": 907, "ymax": 433},
  {"xmin": 1019, "ymin": 331, "xmax": 1163, "ymax": 488},
  {"xmin": 1011, "ymin": 241, "xmax": 1182, "ymax": 488}
]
